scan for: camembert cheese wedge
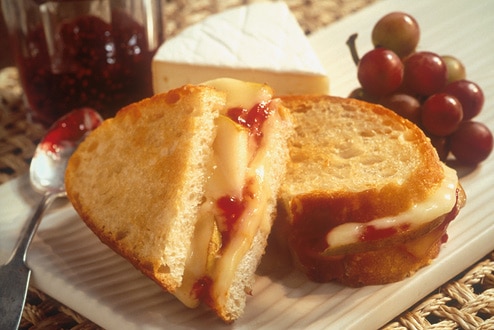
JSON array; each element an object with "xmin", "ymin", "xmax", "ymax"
[{"xmin": 152, "ymin": 2, "xmax": 329, "ymax": 95}]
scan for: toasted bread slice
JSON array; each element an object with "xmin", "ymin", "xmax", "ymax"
[
  {"xmin": 66, "ymin": 79, "xmax": 293, "ymax": 323},
  {"xmin": 171, "ymin": 79, "xmax": 293, "ymax": 322},
  {"xmin": 276, "ymin": 95, "xmax": 463, "ymax": 286},
  {"xmin": 65, "ymin": 85, "xmax": 224, "ymax": 291}
]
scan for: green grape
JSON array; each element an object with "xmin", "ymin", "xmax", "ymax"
[
  {"xmin": 442, "ymin": 55, "xmax": 466, "ymax": 84},
  {"xmin": 372, "ymin": 12, "xmax": 420, "ymax": 58}
]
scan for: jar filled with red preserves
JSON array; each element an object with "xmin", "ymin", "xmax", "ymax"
[{"xmin": 2, "ymin": 0, "xmax": 163, "ymax": 126}]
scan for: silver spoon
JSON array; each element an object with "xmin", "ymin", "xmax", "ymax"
[{"xmin": 0, "ymin": 108, "xmax": 102, "ymax": 329}]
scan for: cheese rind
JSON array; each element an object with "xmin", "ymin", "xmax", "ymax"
[{"xmin": 152, "ymin": 2, "xmax": 329, "ymax": 95}]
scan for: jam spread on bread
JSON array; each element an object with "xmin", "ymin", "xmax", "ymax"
[
  {"xmin": 227, "ymin": 101, "xmax": 272, "ymax": 146},
  {"xmin": 215, "ymin": 102, "xmax": 273, "ymax": 248},
  {"xmin": 186, "ymin": 94, "xmax": 284, "ymax": 310},
  {"xmin": 359, "ymin": 224, "xmax": 409, "ymax": 242},
  {"xmin": 217, "ymin": 195, "xmax": 245, "ymax": 249},
  {"xmin": 217, "ymin": 180, "xmax": 256, "ymax": 249},
  {"xmin": 192, "ymin": 276, "xmax": 214, "ymax": 306}
]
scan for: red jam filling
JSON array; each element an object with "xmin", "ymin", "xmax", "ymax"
[
  {"xmin": 227, "ymin": 101, "xmax": 272, "ymax": 146},
  {"xmin": 439, "ymin": 188, "xmax": 463, "ymax": 243},
  {"xmin": 216, "ymin": 195, "xmax": 246, "ymax": 248},
  {"xmin": 11, "ymin": 9, "xmax": 156, "ymax": 125},
  {"xmin": 359, "ymin": 223, "xmax": 411, "ymax": 242},
  {"xmin": 216, "ymin": 183, "xmax": 255, "ymax": 249},
  {"xmin": 192, "ymin": 103, "xmax": 272, "ymax": 302},
  {"xmin": 192, "ymin": 276, "xmax": 213, "ymax": 306},
  {"xmin": 213, "ymin": 103, "xmax": 271, "ymax": 249}
]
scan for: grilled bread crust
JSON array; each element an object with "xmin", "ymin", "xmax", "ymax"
[
  {"xmin": 277, "ymin": 95, "xmax": 461, "ymax": 286},
  {"xmin": 66, "ymin": 82, "xmax": 293, "ymax": 323},
  {"xmin": 65, "ymin": 85, "xmax": 225, "ymax": 292}
]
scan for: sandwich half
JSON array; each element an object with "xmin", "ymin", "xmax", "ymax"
[
  {"xmin": 276, "ymin": 95, "xmax": 465, "ymax": 287},
  {"xmin": 65, "ymin": 78, "xmax": 292, "ymax": 322}
]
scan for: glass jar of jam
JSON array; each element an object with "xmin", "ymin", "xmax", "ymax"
[{"xmin": 1, "ymin": 0, "xmax": 163, "ymax": 126}]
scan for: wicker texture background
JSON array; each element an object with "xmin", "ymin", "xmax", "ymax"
[
  {"xmin": 385, "ymin": 252, "xmax": 494, "ymax": 330},
  {"xmin": 1, "ymin": 1, "xmax": 493, "ymax": 329}
]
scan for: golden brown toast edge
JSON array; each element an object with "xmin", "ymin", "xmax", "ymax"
[
  {"xmin": 65, "ymin": 85, "xmax": 225, "ymax": 292},
  {"xmin": 275, "ymin": 94, "xmax": 460, "ymax": 286}
]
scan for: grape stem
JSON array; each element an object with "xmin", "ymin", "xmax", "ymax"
[{"xmin": 346, "ymin": 33, "xmax": 360, "ymax": 66}]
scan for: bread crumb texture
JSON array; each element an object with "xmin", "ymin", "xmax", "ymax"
[
  {"xmin": 65, "ymin": 85, "xmax": 225, "ymax": 291},
  {"xmin": 281, "ymin": 95, "xmax": 444, "ymax": 217}
]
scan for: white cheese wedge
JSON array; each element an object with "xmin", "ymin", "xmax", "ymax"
[{"xmin": 152, "ymin": 2, "xmax": 329, "ymax": 95}]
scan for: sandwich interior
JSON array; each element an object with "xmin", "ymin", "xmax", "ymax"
[{"xmin": 174, "ymin": 78, "xmax": 292, "ymax": 322}]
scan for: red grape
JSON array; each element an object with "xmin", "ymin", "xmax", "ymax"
[
  {"xmin": 449, "ymin": 121, "xmax": 493, "ymax": 165},
  {"xmin": 421, "ymin": 93, "xmax": 463, "ymax": 136},
  {"xmin": 403, "ymin": 51, "xmax": 447, "ymax": 96},
  {"xmin": 379, "ymin": 93, "xmax": 421, "ymax": 124},
  {"xmin": 429, "ymin": 135, "xmax": 450, "ymax": 161},
  {"xmin": 372, "ymin": 12, "xmax": 420, "ymax": 58},
  {"xmin": 442, "ymin": 55, "xmax": 466, "ymax": 84},
  {"xmin": 348, "ymin": 87, "xmax": 379, "ymax": 103},
  {"xmin": 357, "ymin": 48, "xmax": 404, "ymax": 97},
  {"xmin": 347, "ymin": 11, "xmax": 492, "ymax": 166},
  {"xmin": 443, "ymin": 80, "xmax": 484, "ymax": 120}
]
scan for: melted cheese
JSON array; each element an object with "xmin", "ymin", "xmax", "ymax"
[
  {"xmin": 173, "ymin": 78, "xmax": 278, "ymax": 308},
  {"xmin": 152, "ymin": 2, "xmax": 329, "ymax": 95},
  {"xmin": 325, "ymin": 164, "xmax": 458, "ymax": 248},
  {"xmin": 204, "ymin": 78, "xmax": 274, "ymax": 111}
]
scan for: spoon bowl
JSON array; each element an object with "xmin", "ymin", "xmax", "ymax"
[
  {"xmin": 0, "ymin": 108, "xmax": 102, "ymax": 329},
  {"xmin": 29, "ymin": 142, "xmax": 75, "ymax": 196}
]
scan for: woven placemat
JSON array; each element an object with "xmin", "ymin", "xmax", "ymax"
[
  {"xmin": 383, "ymin": 252, "xmax": 494, "ymax": 329},
  {"xmin": 0, "ymin": 67, "xmax": 45, "ymax": 185},
  {"xmin": 3, "ymin": 0, "xmax": 493, "ymax": 329}
]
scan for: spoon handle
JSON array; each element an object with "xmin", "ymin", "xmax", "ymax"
[
  {"xmin": 0, "ymin": 192, "xmax": 57, "ymax": 330},
  {"xmin": 11, "ymin": 193, "xmax": 57, "ymax": 263}
]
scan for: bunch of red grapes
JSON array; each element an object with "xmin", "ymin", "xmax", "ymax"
[{"xmin": 348, "ymin": 12, "xmax": 493, "ymax": 166}]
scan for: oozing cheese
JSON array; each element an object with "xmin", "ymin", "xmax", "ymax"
[
  {"xmin": 173, "ymin": 78, "xmax": 280, "ymax": 309},
  {"xmin": 152, "ymin": 2, "xmax": 329, "ymax": 96},
  {"xmin": 325, "ymin": 164, "xmax": 458, "ymax": 249}
]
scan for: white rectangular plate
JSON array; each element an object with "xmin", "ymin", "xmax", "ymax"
[{"xmin": 1, "ymin": 0, "xmax": 494, "ymax": 329}]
